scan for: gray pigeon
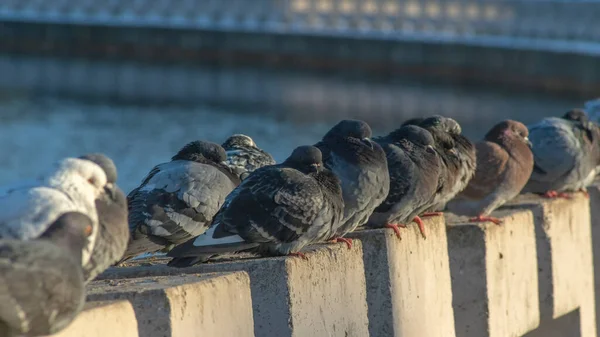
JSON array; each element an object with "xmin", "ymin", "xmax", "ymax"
[
  {"xmin": 369, "ymin": 125, "xmax": 442, "ymax": 239},
  {"xmin": 0, "ymin": 212, "xmax": 91, "ymax": 337},
  {"xmin": 315, "ymin": 120, "xmax": 389, "ymax": 247},
  {"xmin": 0, "ymin": 157, "xmax": 108, "ymax": 268},
  {"xmin": 523, "ymin": 109, "xmax": 600, "ymax": 198},
  {"xmin": 121, "ymin": 141, "xmax": 240, "ymax": 262},
  {"xmin": 447, "ymin": 120, "xmax": 534, "ymax": 224},
  {"xmin": 222, "ymin": 134, "xmax": 276, "ymax": 180},
  {"xmin": 167, "ymin": 145, "xmax": 344, "ymax": 267},
  {"xmin": 403, "ymin": 116, "xmax": 476, "ymax": 216},
  {"xmin": 77, "ymin": 154, "xmax": 129, "ymax": 282}
]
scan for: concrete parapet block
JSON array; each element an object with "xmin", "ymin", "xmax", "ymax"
[
  {"xmin": 99, "ymin": 242, "xmax": 369, "ymax": 337},
  {"xmin": 87, "ymin": 272, "xmax": 255, "ymax": 337},
  {"xmin": 346, "ymin": 217, "xmax": 456, "ymax": 337},
  {"xmin": 447, "ymin": 208, "xmax": 540, "ymax": 337},
  {"xmin": 527, "ymin": 194, "xmax": 596, "ymax": 337},
  {"xmin": 46, "ymin": 301, "xmax": 139, "ymax": 337}
]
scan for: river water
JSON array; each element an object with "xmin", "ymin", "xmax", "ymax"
[{"xmin": 0, "ymin": 72, "xmax": 582, "ymax": 193}]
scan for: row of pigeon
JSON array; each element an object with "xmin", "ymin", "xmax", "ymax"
[{"xmin": 1, "ymin": 108, "xmax": 599, "ymax": 336}]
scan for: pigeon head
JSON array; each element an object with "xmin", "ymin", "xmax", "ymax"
[
  {"xmin": 222, "ymin": 134, "xmax": 257, "ymax": 149},
  {"xmin": 79, "ymin": 153, "xmax": 118, "ymax": 184},
  {"xmin": 324, "ymin": 119, "xmax": 372, "ymax": 141},
  {"xmin": 485, "ymin": 120, "xmax": 531, "ymax": 148},
  {"xmin": 172, "ymin": 141, "xmax": 227, "ymax": 164},
  {"xmin": 283, "ymin": 145, "xmax": 323, "ymax": 173},
  {"xmin": 562, "ymin": 109, "xmax": 589, "ymax": 123},
  {"xmin": 419, "ymin": 115, "xmax": 462, "ymax": 135},
  {"xmin": 41, "ymin": 212, "xmax": 94, "ymax": 264},
  {"xmin": 388, "ymin": 125, "xmax": 435, "ymax": 148},
  {"xmin": 45, "ymin": 158, "xmax": 108, "ymax": 198},
  {"xmin": 401, "ymin": 117, "xmax": 426, "ymax": 127}
]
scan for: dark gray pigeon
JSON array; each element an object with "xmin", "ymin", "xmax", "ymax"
[
  {"xmin": 78, "ymin": 154, "xmax": 129, "ymax": 282},
  {"xmin": 121, "ymin": 141, "xmax": 240, "ymax": 262},
  {"xmin": 369, "ymin": 125, "xmax": 442, "ymax": 239},
  {"xmin": 447, "ymin": 120, "xmax": 534, "ymax": 224},
  {"xmin": 167, "ymin": 145, "xmax": 344, "ymax": 267},
  {"xmin": 222, "ymin": 134, "xmax": 276, "ymax": 180},
  {"xmin": 0, "ymin": 212, "xmax": 91, "ymax": 337},
  {"xmin": 403, "ymin": 116, "xmax": 477, "ymax": 216},
  {"xmin": 523, "ymin": 109, "xmax": 600, "ymax": 198},
  {"xmin": 314, "ymin": 120, "xmax": 389, "ymax": 247},
  {"xmin": 0, "ymin": 157, "xmax": 109, "ymax": 269}
]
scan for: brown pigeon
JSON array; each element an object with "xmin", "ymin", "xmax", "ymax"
[{"xmin": 446, "ymin": 120, "xmax": 533, "ymax": 225}]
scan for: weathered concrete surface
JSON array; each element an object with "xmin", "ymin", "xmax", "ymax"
[
  {"xmin": 47, "ymin": 301, "xmax": 139, "ymax": 337},
  {"xmin": 525, "ymin": 193, "xmax": 597, "ymax": 337},
  {"xmin": 447, "ymin": 208, "xmax": 540, "ymax": 337},
  {"xmin": 87, "ymin": 272, "xmax": 254, "ymax": 337},
  {"xmin": 99, "ymin": 242, "xmax": 369, "ymax": 337},
  {"xmin": 347, "ymin": 216, "xmax": 456, "ymax": 337}
]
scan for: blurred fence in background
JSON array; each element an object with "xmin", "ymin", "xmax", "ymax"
[{"xmin": 0, "ymin": 0, "xmax": 597, "ymax": 128}]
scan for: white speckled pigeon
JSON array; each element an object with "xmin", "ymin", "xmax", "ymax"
[
  {"xmin": 121, "ymin": 141, "xmax": 240, "ymax": 262},
  {"xmin": 369, "ymin": 124, "xmax": 442, "ymax": 239},
  {"xmin": 0, "ymin": 157, "xmax": 108, "ymax": 269},
  {"xmin": 167, "ymin": 145, "xmax": 344, "ymax": 267},
  {"xmin": 314, "ymin": 119, "xmax": 389, "ymax": 248},
  {"xmin": 403, "ymin": 116, "xmax": 477, "ymax": 217},
  {"xmin": 78, "ymin": 153, "xmax": 129, "ymax": 282},
  {"xmin": 523, "ymin": 109, "xmax": 600, "ymax": 198},
  {"xmin": 447, "ymin": 120, "xmax": 534, "ymax": 225},
  {"xmin": 221, "ymin": 134, "xmax": 276, "ymax": 180},
  {"xmin": 0, "ymin": 212, "xmax": 91, "ymax": 337}
]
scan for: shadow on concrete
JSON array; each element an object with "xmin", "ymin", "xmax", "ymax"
[
  {"xmin": 522, "ymin": 309, "xmax": 581, "ymax": 337},
  {"xmin": 88, "ymin": 289, "xmax": 173, "ymax": 337},
  {"xmin": 447, "ymin": 224, "xmax": 489, "ymax": 337}
]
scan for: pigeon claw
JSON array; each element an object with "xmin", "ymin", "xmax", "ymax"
[
  {"xmin": 412, "ymin": 216, "xmax": 427, "ymax": 239},
  {"xmin": 330, "ymin": 237, "xmax": 353, "ymax": 250},
  {"xmin": 385, "ymin": 223, "xmax": 402, "ymax": 240},
  {"xmin": 421, "ymin": 212, "xmax": 444, "ymax": 218},
  {"xmin": 579, "ymin": 188, "xmax": 590, "ymax": 199},
  {"xmin": 542, "ymin": 190, "xmax": 572, "ymax": 199},
  {"xmin": 289, "ymin": 252, "xmax": 309, "ymax": 260},
  {"xmin": 469, "ymin": 215, "xmax": 503, "ymax": 225}
]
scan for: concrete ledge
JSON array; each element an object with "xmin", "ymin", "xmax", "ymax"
[
  {"xmin": 447, "ymin": 208, "xmax": 540, "ymax": 337},
  {"xmin": 87, "ymin": 272, "xmax": 254, "ymax": 337},
  {"xmin": 527, "ymin": 194, "xmax": 596, "ymax": 337},
  {"xmin": 83, "ymin": 195, "xmax": 597, "ymax": 337},
  {"xmin": 347, "ymin": 217, "xmax": 456, "ymax": 337},
  {"xmin": 100, "ymin": 242, "xmax": 370, "ymax": 337},
  {"xmin": 46, "ymin": 301, "xmax": 139, "ymax": 337}
]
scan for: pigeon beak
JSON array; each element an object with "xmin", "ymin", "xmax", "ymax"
[
  {"xmin": 104, "ymin": 183, "xmax": 117, "ymax": 200},
  {"xmin": 525, "ymin": 137, "xmax": 532, "ymax": 148},
  {"xmin": 426, "ymin": 145, "xmax": 436, "ymax": 153},
  {"xmin": 362, "ymin": 138, "xmax": 374, "ymax": 149},
  {"xmin": 310, "ymin": 163, "xmax": 321, "ymax": 172}
]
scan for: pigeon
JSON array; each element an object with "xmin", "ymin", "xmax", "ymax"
[
  {"xmin": 523, "ymin": 109, "xmax": 600, "ymax": 198},
  {"xmin": 314, "ymin": 120, "xmax": 389, "ymax": 247},
  {"xmin": 79, "ymin": 153, "xmax": 129, "ymax": 282},
  {"xmin": 0, "ymin": 157, "xmax": 108, "ymax": 268},
  {"xmin": 167, "ymin": 145, "xmax": 344, "ymax": 267},
  {"xmin": 221, "ymin": 134, "xmax": 276, "ymax": 180},
  {"xmin": 403, "ymin": 116, "xmax": 477, "ymax": 216},
  {"xmin": 446, "ymin": 120, "xmax": 534, "ymax": 224},
  {"xmin": 368, "ymin": 124, "xmax": 442, "ymax": 239},
  {"xmin": 0, "ymin": 212, "xmax": 91, "ymax": 337},
  {"xmin": 121, "ymin": 140, "xmax": 240, "ymax": 262}
]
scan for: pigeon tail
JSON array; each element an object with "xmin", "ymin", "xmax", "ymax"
[{"xmin": 166, "ymin": 224, "xmax": 260, "ymax": 258}]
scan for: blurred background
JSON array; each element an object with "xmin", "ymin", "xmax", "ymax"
[{"xmin": 0, "ymin": 0, "xmax": 596, "ymax": 191}]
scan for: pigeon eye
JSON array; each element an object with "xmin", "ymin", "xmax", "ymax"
[
  {"xmin": 84, "ymin": 225, "xmax": 93, "ymax": 237},
  {"xmin": 88, "ymin": 177, "xmax": 96, "ymax": 185}
]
